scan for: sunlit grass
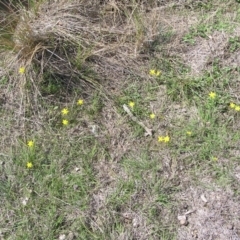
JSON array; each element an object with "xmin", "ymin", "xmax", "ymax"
[{"xmin": 1, "ymin": 0, "xmax": 240, "ymax": 239}]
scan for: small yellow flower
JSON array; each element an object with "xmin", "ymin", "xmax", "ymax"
[
  {"xmin": 235, "ymin": 106, "xmax": 240, "ymax": 111},
  {"xmin": 26, "ymin": 162, "xmax": 33, "ymax": 168},
  {"xmin": 27, "ymin": 140, "xmax": 34, "ymax": 148},
  {"xmin": 209, "ymin": 91, "xmax": 216, "ymax": 99},
  {"xmin": 230, "ymin": 103, "xmax": 236, "ymax": 109},
  {"xmin": 150, "ymin": 113, "xmax": 156, "ymax": 119},
  {"xmin": 186, "ymin": 131, "xmax": 192, "ymax": 136},
  {"xmin": 164, "ymin": 136, "xmax": 170, "ymax": 143},
  {"xmin": 158, "ymin": 136, "xmax": 164, "ymax": 142},
  {"xmin": 158, "ymin": 135, "xmax": 170, "ymax": 143},
  {"xmin": 155, "ymin": 70, "xmax": 161, "ymax": 77},
  {"xmin": 19, "ymin": 67, "xmax": 25, "ymax": 74},
  {"xmin": 149, "ymin": 69, "xmax": 161, "ymax": 77},
  {"xmin": 128, "ymin": 101, "xmax": 135, "ymax": 108},
  {"xmin": 149, "ymin": 69, "xmax": 155, "ymax": 76},
  {"xmin": 77, "ymin": 99, "xmax": 84, "ymax": 105},
  {"xmin": 211, "ymin": 157, "xmax": 218, "ymax": 161},
  {"xmin": 61, "ymin": 108, "xmax": 69, "ymax": 115},
  {"xmin": 62, "ymin": 119, "xmax": 69, "ymax": 125}
]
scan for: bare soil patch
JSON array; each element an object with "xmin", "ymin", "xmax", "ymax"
[{"xmin": 177, "ymin": 185, "xmax": 240, "ymax": 240}]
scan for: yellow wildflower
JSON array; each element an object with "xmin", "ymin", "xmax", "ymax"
[
  {"xmin": 155, "ymin": 70, "xmax": 161, "ymax": 77},
  {"xmin": 158, "ymin": 135, "xmax": 170, "ymax": 143},
  {"xmin": 150, "ymin": 113, "xmax": 156, "ymax": 119},
  {"xmin": 149, "ymin": 69, "xmax": 155, "ymax": 75},
  {"xmin": 19, "ymin": 67, "xmax": 25, "ymax": 74},
  {"xmin": 149, "ymin": 69, "xmax": 161, "ymax": 77},
  {"xmin": 27, "ymin": 140, "xmax": 34, "ymax": 148},
  {"xmin": 61, "ymin": 108, "xmax": 69, "ymax": 115},
  {"xmin": 186, "ymin": 131, "xmax": 192, "ymax": 136},
  {"xmin": 235, "ymin": 106, "xmax": 240, "ymax": 111},
  {"xmin": 62, "ymin": 119, "xmax": 69, "ymax": 125},
  {"xmin": 158, "ymin": 136, "xmax": 164, "ymax": 142},
  {"xmin": 211, "ymin": 157, "xmax": 218, "ymax": 161},
  {"xmin": 230, "ymin": 103, "xmax": 236, "ymax": 109},
  {"xmin": 209, "ymin": 91, "xmax": 216, "ymax": 99},
  {"xmin": 128, "ymin": 101, "xmax": 135, "ymax": 108},
  {"xmin": 77, "ymin": 99, "xmax": 84, "ymax": 105},
  {"xmin": 164, "ymin": 136, "xmax": 170, "ymax": 143},
  {"xmin": 26, "ymin": 162, "xmax": 33, "ymax": 168}
]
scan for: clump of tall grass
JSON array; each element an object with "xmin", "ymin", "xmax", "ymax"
[{"xmin": 0, "ymin": 0, "xmax": 156, "ymax": 88}]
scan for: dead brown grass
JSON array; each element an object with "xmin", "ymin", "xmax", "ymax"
[{"xmin": 1, "ymin": 0, "xmax": 159, "ymax": 80}]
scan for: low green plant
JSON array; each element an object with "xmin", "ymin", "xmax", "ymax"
[{"xmin": 228, "ymin": 36, "xmax": 240, "ymax": 52}]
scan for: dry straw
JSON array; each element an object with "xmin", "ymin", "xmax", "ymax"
[{"xmin": 0, "ymin": 0, "xmax": 156, "ymax": 85}]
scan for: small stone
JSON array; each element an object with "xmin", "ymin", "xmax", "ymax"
[
  {"xmin": 59, "ymin": 234, "xmax": 66, "ymax": 240},
  {"xmin": 200, "ymin": 194, "xmax": 208, "ymax": 203},
  {"xmin": 132, "ymin": 218, "xmax": 140, "ymax": 228},
  {"xmin": 75, "ymin": 167, "xmax": 80, "ymax": 172},
  {"xmin": 21, "ymin": 197, "xmax": 29, "ymax": 206},
  {"xmin": 178, "ymin": 215, "xmax": 188, "ymax": 226}
]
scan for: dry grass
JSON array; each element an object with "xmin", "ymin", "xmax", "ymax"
[{"xmin": 1, "ymin": 0, "xmax": 159, "ymax": 82}]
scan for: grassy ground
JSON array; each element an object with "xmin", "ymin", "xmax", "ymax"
[{"xmin": 1, "ymin": 0, "xmax": 240, "ymax": 239}]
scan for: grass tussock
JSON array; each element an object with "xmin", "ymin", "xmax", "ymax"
[{"xmin": 0, "ymin": 0, "xmax": 159, "ymax": 91}]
